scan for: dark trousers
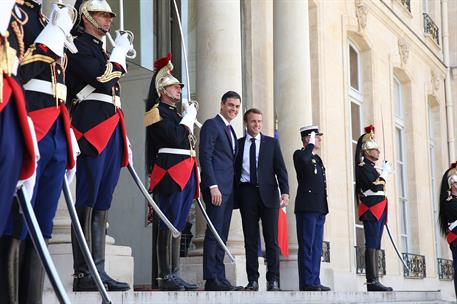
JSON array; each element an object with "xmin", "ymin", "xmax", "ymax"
[
  {"xmin": 76, "ymin": 125, "xmax": 122, "ymax": 211},
  {"xmin": 296, "ymin": 212, "xmax": 325, "ymax": 288},
  {"xmin": 0, "ymin": 100, "xmax": 24, "ymax": 236},
  {"xmin": 5, "ymin": 117, "xmax": 67, "ymax": 240},
  {"xmin": 203, "ymin": 189, "xmax": 234, "ymax": 280},
  {"xmin": 363, "ymin": 210, "xmax": 386, "ymax": 249},
  {"xmin": 239, "ymin": 183, "xmax": 279, "ymax": 282}
]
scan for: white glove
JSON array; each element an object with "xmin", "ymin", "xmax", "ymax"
[
  {"xmin": 379, "ymin": 161, "xmax": 392, "ymax": 180},
  {"xmin": 180, "ymin": 103, "xmax": 197, "ymax": 134},
  {"xmin": 0, "ymin": 0, "xmax": 15, "ymax": 34},
  {"xmin": 65, "ymin": 128, "xmax": 80, "ymax": 185},
  {"xmin": 109, "ymin": 32, "xmax": 132, "ymax": 72},
  {"xmin": 127, "ymin": 136, "xmax": 133, "ymax": 166},
  {"xmin": 309, "ymin": 131, "xmax": 316, "ymax": 145},
  {"xmin": 35, "ymin": 5, "xmax": 77, "ymax": 57}
]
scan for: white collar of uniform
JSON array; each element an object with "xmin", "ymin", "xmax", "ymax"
[
  {"xmin": 218, "ymin": 113, "xmax": 230, "ymax": 126},
  {"xmin": 246, "ymin": 133, "xmax": 261, "ymax": 142}
]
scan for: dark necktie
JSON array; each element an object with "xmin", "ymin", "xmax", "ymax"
[
  {"xmin": 250, "ymin": 138, "xmax": 257, "ymax": 185},
  {"xmin": 226, "ymin": 125, "xmax": 233, "ymax": 151}
]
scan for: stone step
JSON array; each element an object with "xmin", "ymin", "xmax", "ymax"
[{"xmin": 42, "ymin": 290, "xmax": 452, "ymax": 304}]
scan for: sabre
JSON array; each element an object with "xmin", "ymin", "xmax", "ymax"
[
  {"xmin": 170, "ymin": 0, "xmax": 202, "ymax": 129},
  {"xmin": 62, "ymin": 177, "xmax": 112, "ymax": 304},
  {"xmin": 380, "ymin": 105, "xmax": 410, "ymax": 272},
  {"xmin": 196, "ymin": 198, "xmax": 235, "ymax": 263},
  {"xmin": 15, "ymin": 188, "xmax": 71, "ymax": 304},
  {"xmin": 106, "ymin": 0, "xmax": 137, "ymax": 59},
  {"xmin": 127, "ymin": 164, "xmax": 181, "ymax": 238}
]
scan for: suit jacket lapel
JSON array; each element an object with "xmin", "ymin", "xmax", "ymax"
[
  {"xmin": 258, "ymin": 133, "xmax": 266, "ymax": 165},
  {"xmin": 215, "ymin": 115, "xmax": 233, "ymax": 153}
]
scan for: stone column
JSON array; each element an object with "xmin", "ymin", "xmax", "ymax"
[
  {"xmin": 242, "ymin": 0, "xmax": 274, "ymax": 136},
  {"xmin": 182, "ymin": 0, "xmax": 248, "ymax": 288},
  {"xmin": 274, "ymin": 0, "xmax": 313, "ymax": 290}
]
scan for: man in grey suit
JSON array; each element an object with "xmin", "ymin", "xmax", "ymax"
[{"xmin": 199, "ymin": 91, "xmax": 243, "ymax": 291}]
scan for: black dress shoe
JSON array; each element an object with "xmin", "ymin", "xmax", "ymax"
[
  {"xmin": 300, "ymin": 284, "xmax": 321, "ymax": 291},
  {"xmin": 244, "ymin": 281, "xmax": 259, "ymax": 291},
  {"xmin": 159, "ymin": 275, "xmax": 185, "ymax": 291},
  {"xmin": 174, "ymin": 275, "xmax": 198, "ymax": 291},
  {"xmin": 367, "ymin": 280, "xmax": 393, "ymax": 292},
  {"xmin": 267, "ymin": 280, "xmax": 280, "ymax": 291},
  {"xmin": 205, "ymin": 278, "xmax": 231, "ymax": 291},
  {"xmin": 73, "ymin": 273, "xmax": 108, "ymax": 292},
  {"xmin": 221, "ymin": 278, "xmax": 244, "ymax": 291},
  {"xmin": 99, "ymin": 271, "xmax": 130, "ymax": 291},
  {"xmin": 318, "ymin": 284, "xmax": 331, "ymax": 291}
]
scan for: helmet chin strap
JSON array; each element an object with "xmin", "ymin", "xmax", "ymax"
[{"xmin": 162, "ymin": 88, "xmax": 180, "ymax": 103}]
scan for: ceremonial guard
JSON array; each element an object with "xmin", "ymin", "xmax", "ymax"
[
  {"xmin": 438, "ymin": 162, "xmax": 457, "ymax": 298},
  {"xmin": 1, "ymin": 0, "xmax": 78, "ymax": 302},
  {"xmin": 66, "ymin": 0, "xmax": 132, "ymax": 292},
  {"xmin": 293, "ymin": 125, "xmax": 330, "ymax": 291},
  {"xmin": 354, "ymin": 125, "xmax": 393, "ymax": 292},
  {"xmin": 145, "ymin": 53, "xmax": 198, "ymax": 291}
]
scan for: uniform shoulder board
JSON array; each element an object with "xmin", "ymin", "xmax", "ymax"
[
  {"xmin": 358, "ymin": 162, "xmax": 365, "ymax": 167},
  {"xmin": 144, "ymin": 103, "xmax": 161, "ymax": 127},
  {"xmin": 447, "ymin": 196, "xmax": 453, "ymax": 202}
]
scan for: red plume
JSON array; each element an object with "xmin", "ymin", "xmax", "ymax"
[
  {"xmin": 451, "ymin": 161, "xmax": 457, "ymax": 169},
  {"xmin": 364, "ymin": 125, "xmax": 375, "ymax": 134},
  {"xmin": 154, "ymin": 53, "xmax": 172, "ymax": 71}
]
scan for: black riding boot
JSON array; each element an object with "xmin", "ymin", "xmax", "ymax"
[
  {"xmin": 92, "ymin": 209, "xmax": 130, "ymax": 291},
  {"xmin": 157, "ymin": 229, "xmax": 184, "ymax": 291},
  {"xmin": 172, "ymin": 236, "xmax": 197, "ymax": 290},
  {"xmin": 365, "ymin": 248, "xmax": 393, "ymax": 291},
  {"xmin": 19, "ymin": 238, "xmax": 47, "ymax": 304},
  {"xmin": 72, "ymin": 206, "xmax": 100, "ymax": 291},
  {"xmin": 0, "ymin": 236, "xmax": 21, "ymax": 304}
]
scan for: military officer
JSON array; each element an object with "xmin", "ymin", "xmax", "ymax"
[
  {"xmin": 66, "ymin": 0, "xmax": 132, "ymax": 292},
  {"xmin": 354, "ymin": 125, "xmax": 393, "ymax": 292},
  {"xmin": 293, "ymin": 125, "xmax": 330, "ymax": 291},
  {"xmin": 438, "ymin": 163, "xmax": 457, "ymax": 298},
  {"xmin": 145, "ymin": 53, "xmax": 198, "ymax": 291},
  {"xmin": 1, "ymin": 1, "xmax": 78, "ymax": 302}
]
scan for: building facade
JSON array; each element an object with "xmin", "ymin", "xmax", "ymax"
[{"xmin": 45, "ymin": 0, "xmax": 456, "ymax": 300}]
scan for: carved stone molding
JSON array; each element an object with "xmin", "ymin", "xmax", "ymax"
[
  {"xmin": 355, "ymin": 0, "xmax": 367, "ymax": 32},
  {"xmin": 398, "ymin": 38, "xmax": 410, "ymax": 66},
  {"xmin": 431, "ymin": 70, "xmax": 441, "ymax": 95}
]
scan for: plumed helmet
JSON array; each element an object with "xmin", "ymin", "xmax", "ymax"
[
  {"xmin": 354, "ymin": 125, "xmax": 379, "ymax": 167},
  {"xmin": 78, "ymin": 0, "xmax": 115, "ymax": 33},
  {"xmin": 153, "ymin": 53, "xmax": 184, "ymax": 96}
]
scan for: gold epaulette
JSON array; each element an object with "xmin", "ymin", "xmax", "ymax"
[
  {"xmin": 144, "ymin": 103, "xmax": 161, "ymax": 127},
  {"xmin": 20, "ymin": 45, "xmax": 54, "ymax": 65},
  {"xmin": 96, "ymin": 63, "xmax": 122, "ymax": 83}
]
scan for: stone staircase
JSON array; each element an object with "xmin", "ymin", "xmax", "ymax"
[{"xmin": 42, "ymin": 290, "xmax": 453, "ymax": 304}]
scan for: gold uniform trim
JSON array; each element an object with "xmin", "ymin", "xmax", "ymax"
[
  {"xmin": 144, "ymin": 104, "xmax": 161, "ymax": 127},
  {"xmin": 20, "ymin": 45, "xmax": 54, "ymax": 65},
  {"xmin": 96, "ymin": 63, "xmax": 122, "ymax": 83},
  {"xmin": 373, "ymin": 178, "xmax": 386, "ymax": 186}
]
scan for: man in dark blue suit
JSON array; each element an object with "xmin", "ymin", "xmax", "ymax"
[
  {"xmin": 293, "ymin": 125, "xmax": 330, "ymax": 291},
  {"xmin": 235, "ymin": 108, "xmax": 289, "ymax": 291},
  {"xmin": 199, "ymin": 91, "xmax": 242, "ymax": 291}
]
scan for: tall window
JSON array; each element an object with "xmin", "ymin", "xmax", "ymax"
[
  {"xmin": 349, "ymin": 43, "xmax": 364, "ymax": 248},
  {"xmin": 394, "ymin": 76, "xmax": 410, "ymax": 253},
  {"xmin": 428, "ymin": 104, "xmax": 441, "ymax": 258}
]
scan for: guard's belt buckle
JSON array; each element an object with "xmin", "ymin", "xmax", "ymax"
[
  {"xmin": 55, "ymin": 83, "xmax": 67, "ymax": 102},
  {"xmin": 113, "ymin": 96, "xmax": 121, "ymax": 108}
]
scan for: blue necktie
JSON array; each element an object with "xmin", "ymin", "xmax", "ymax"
[{"xmin": 250, "ymin": 138, "xmax": 257, "ymax": 185}]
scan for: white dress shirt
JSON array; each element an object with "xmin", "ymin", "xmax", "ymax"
[{"xmin": 240, "ymin": 133, "xmax": 260, "ymax": 183}]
